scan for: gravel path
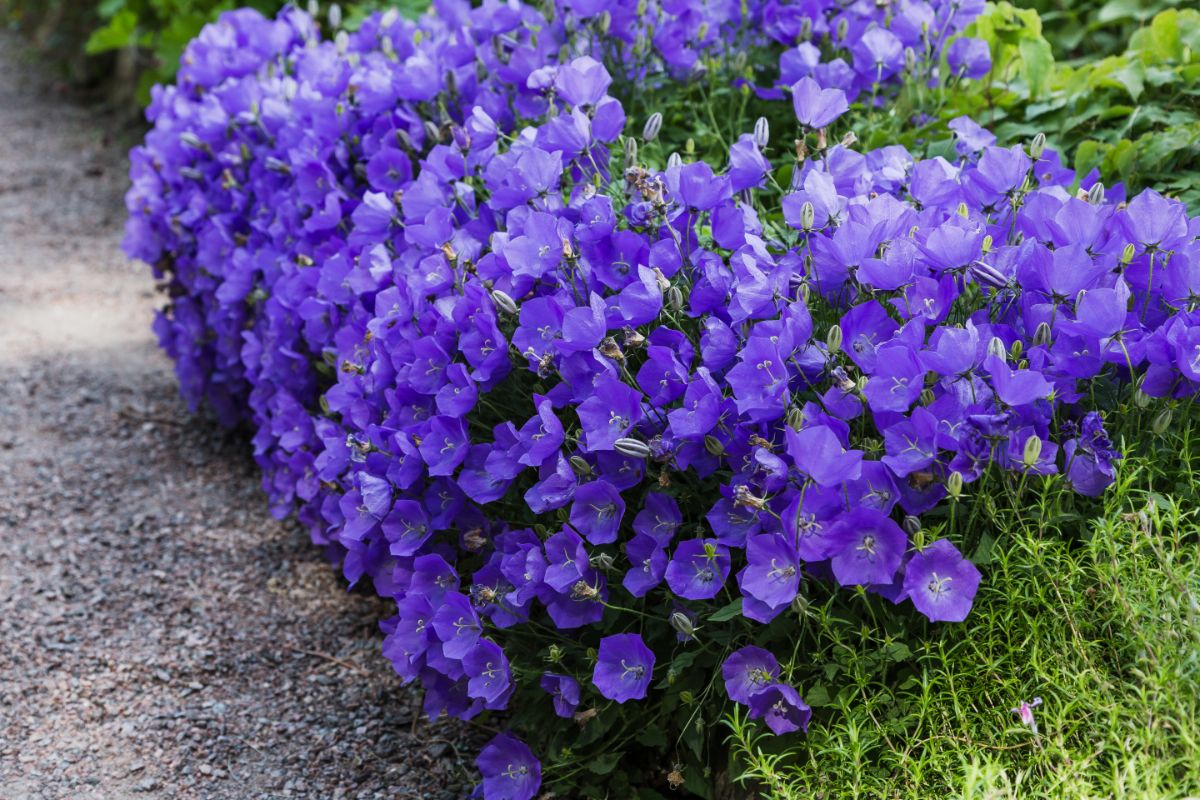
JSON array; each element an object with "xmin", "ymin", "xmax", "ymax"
[{"xmin": 0, "ymin": 34, "xmax": 474, "ymax": 800}]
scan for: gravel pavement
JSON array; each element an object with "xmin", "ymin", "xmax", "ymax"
[{"xmin": 0, "ymin": 33, "xmax": 475, "ymax": 800}]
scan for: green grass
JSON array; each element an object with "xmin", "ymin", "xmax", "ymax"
[{"xmin": 726, "ymin": 420, "xmax": 1200, "ymax": 800}]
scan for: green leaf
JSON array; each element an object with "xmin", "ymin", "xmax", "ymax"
[
  {"xmin": 84, "ymin": 8, "xmax": 139, "ymax": 55},
  {"xmin": 708, "ymin": 597, "xmax": 743, "ymax": 622},
  {"xmin": 586, "ymin": 750, "xmax": 624, "ymax": 775}
]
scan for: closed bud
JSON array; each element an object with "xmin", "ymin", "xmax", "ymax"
[
  {"xmin": 786, "ymin": 406, "xmax": 804, "ymax": 431},
  {"xmin": 1022, "ymin": 434, "xmax": 1043, "ymax": 468},
  {"xmin": 615, "ymin": 437, "xmax": 652, "ymax": 459},
  {"xmin": 902, "ymin": 515, "xmax": 921, "ymax": 536},
  {"xmin": 423, "ymin": 120, "xmax": 442, "ymax": 144},
  {"xmin": 904, "ymin": 46, "xmax": 917, "ymax": 72},
  {"xmin": 704, "ymin": 434, "xmax": 725, "ymax": 456},
  {"xmin": 987, "ymin": 336, "xmax": 1007, "ymax": 360},
  {"xmin": 753, "ymin": 117, "xmax": 769, "ymax": 149},
  {"xmin": 836, "ymin": 18, "xmax": 848, "ymax": 41},
  {"xmin": 947, "ymin": 470, "xmax": 964, "ymax": 498},
  {"xmin": 180, "ymin": 131, "xmax": 206, "ymax": 150},
  {"xmin": 569, "ymin": 455, "xmax": 593, "ymax": 477},
  {"xmin": 328, "ymin": 2, "xmax": 342, "ymax": 28},
  {"xmin": 679, "ymin": 690, "xmax": 695, "ymax": 704},
  {"xmin": 799, "ymin": 17, "xmax": 812, "ymax": 40},
  {"xmin": 597, "ymin": 10, "xmax": 611, "ymax": 33},
  {"xmin": 957, "ymin": 202, "xmax": 969, "ymax": 218},
  {"xmin": 667, "ymin": 152, "xmax": 683, "ymax": 170},
  {"xmin": 669, "ymin": 612, "xmax": 696, "ymax": 639},
  {"xmin": 1087, "ymin": 181, "xmax": 1105, "ymax": 205},
  {"xmin": 798, "ymin": 282, "xmax": 811, "ymax": 303},
  {"xmin": 1009, "ymin": 339, "xmax": 1023, "ymax": 360},
  {"xmin": 981, "ymin": 234, "xmax": 993, "ymax": 254},
  {"xmin": 624, "ymin": 137, "xmax": 638, "ymax": 169},
  {"xmin": 1152, "ymin": 407, "xmax": 1173, "ymax": 435},
  {"xmin": 307, "ymin": 0, "xmax": 319, "ymax": 17},
  {"xmin": 685, "ymin": 138, "xmax": 695, "ymax": 155},
  {"xmin": 1121, "ymin": 243, "xmax": 1136, "ymax": 265},
  {"xmin": 547, "ymin": 644, "xmax": 564, "ymax": 662},
  {"xmin": 489, "ymin": 289, "xmax": 517, "ymax": 315},
  {"xmin": 791, "ymin": 593, "xmax": 810, "ymax": 615},
  {"xmin": 920, "ymin": 388, "xmax": 935, "ymax": 406},
  {"xmin": 826, "ymin": 323, "xmax": 843, "ymax": 354},
  {"xmin": 799, "ymin": 201, "xmax": 815, "ymax": 232},
  {"xmin": 667, "ymin": 285, "xmax": 684, "ymax": 311},
  {"xmin": 334, "ymin": 29, "xmax": 349, "ymax": 54},
  {"xmin": 1030, "ymin": 132, "xmax": 1046, "ymax": 159},
  {"xmin": 1033, "ymin": 321, "xmax": 1053, "ymax": 346},
  {"xmin": 381, "ymin": 8, "xmax": 399, "ymax": 28},
  {"xmin": 1133, "ymin": 389, "xmax": 1152, "ymax": 409},
  {"xmin": 840, "ymin": 131, "xmax": 858, "ymax": 148},
  {"xmin": 642, "ymin": 112, "xmax": 663, "ymax": 142},
  {"xmin": 591, "ymin": 552, "xmax": 616, "ymax": 572}
]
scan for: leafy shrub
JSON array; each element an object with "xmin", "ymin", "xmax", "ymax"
[{"xmin": 122, "ymin": 2, "xmax": 1200, "ymax": 798}]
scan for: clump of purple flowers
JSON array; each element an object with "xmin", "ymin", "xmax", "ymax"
[{"xmin": 124, "ymin": 2, "xmax": 1200, "ymax": 796}]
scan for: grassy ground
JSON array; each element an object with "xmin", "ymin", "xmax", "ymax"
[{"xmin": 727, "ymin": 417, "xmax": 1200, "ymax": 800}]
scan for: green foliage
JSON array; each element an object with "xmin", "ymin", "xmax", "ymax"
[
  {"xmin": 960, "ymin": 4, "xmax": 1200, "ymax": 205},
  {"xmin": 726, "ymin": 412, "xmax": 1200, "ymax": 799}
]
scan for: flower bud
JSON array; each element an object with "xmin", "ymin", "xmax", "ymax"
[
  {"xmin": 836, "ymin": 18, "xmax": 848, "ymax": 41},
  {"xmin": 981, "ymin": 234, "xmax": 993, "ymax": 254},
  {"xmin": 547, "ymin": 644, "xmax": 564, "ymax": 662},
  {"xmin": 597, "ymin": 10, "xmax": 612, "ymax": 33},
  {"xmin": 1121, "ymin": 243, "xmax": 1136, "ymax": 265},
  {"xmin": 381, "ymin": 8, "xmax": 399, "ymax": 28},
  {"xmin": 786, "ymin": 406, "xmax": 804, "ymax": 431},
  {"xmin": 328, "ymin": 2, "xmax": 342, "ymax": 28},
  {"xmin": 489, "ymin": 289, "xmax": 517, "ymax": 315},
  {"xmin": 1033, "ymin": 321, "xmax": 1053, "ymax": 346},
  {"xmin": 791, "ymin": 593, "xmax": 810, "ymax": 616},
  {"xmin": 569, "ymin": 455, "xmax": 592, "ymax": 477},
  {"xmin": 685, "ymin": 138, "xmax": 695, "ymax": 155},
  {"xmin": 987, "ymin": 336, "xmax": 1007, "ymax": 360},
  {"xmin": 667, "ymin": 152, "xmax": 683, "ymax": 170},
  {"xmin": 1022, "ymin": 434, "xmax": 1043, "ymax": 468},
  {"xmin": 679, "ymin": 690, "xmax": 695, "ymax": 704},
  {"xmin": 424, "ymin": 120, "xmax": 443, "ymax": 144},
  {"xmin": 614, "ymin": 437, "xmax": 652, "ymax": 459},
  {"xmin": 180, "ymin": 131, "xmax": 206, "ymax": 151},
  {"xmin": 1133, "ymin": 389, "xmax": 1152, "ymax": 409},
  {"xmin": 920, "ymin": 388, "xmax": 935, "ymax": 406},
  {"xmin": 902, "ymin": 515, "xmax": 921, "ymax": 536},
  {"xmin": 799, "ymin": 201, "xmax": 815, "ymax": 232},
  {"xmin": 591, "ymin": 552, "xmax": 616, "ymax": 572},
  {"xmin": 1152, "ymin": 407, "xmax": 1173, "ymax": 435},
  {"xmin": 704, "ymin": 434, "xmax": 725, "ymax": 456},
  {"xmin": 334, "ymin": 29, "xmax": 349, "ymax": 54},
  {"xmin": 307, "ymin": 0, "xmax": 319, "ymax": 18},
  {"xmin": 1009, "ymin": 339, "xmax": 1023, "ymax": 360},
  {"xmin": 825, "ymin": 323, "xmax": 843, "ymax": 354},
  {"xmin": 667, "ymin": 285, "xmax": 684, "ymax": 311},
  {"xmin": 1087, "ymin": 182, "xmax": 1105, "ymax": 205},
  {"xmin": 840, "ymin": 131, "xmax": 858, "ymax": 148},
  {"xmin": 1030, "ymin": 132, "xmax": 1046, "ymax": 159},
  {"xmin": 642, "ymin": 112, "xmax": 663, "ymax": 142},
  {"xmin": 624, "ymin": 137, "xmax": 638, "ymax": 169},
  {"xmin": 753, "ymin": 117, "xmax": 769, "ymax": 149},
  {"xmin": 669, "ymin": 611, "xmax": 697, "ymax": 639},
  {"xmin": 799, "ymin": 17, "xmax": 812, "ymax": 40},
  {"xmin": 947, "ymin": 471, "xmax": 964, "ymax": 498},
  {"xmin": 956, "ymin": 202, "xmax": 969, "ymax": 218}
]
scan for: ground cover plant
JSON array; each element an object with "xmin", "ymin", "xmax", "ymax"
[{"xmin": 121, "ymin": 1, "xmax": 1200, "ymax": 797}]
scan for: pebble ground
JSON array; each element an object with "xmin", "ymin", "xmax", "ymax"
[{"xmin": 0, "ymin": 32, "xmax": 476, "ymax": 800}]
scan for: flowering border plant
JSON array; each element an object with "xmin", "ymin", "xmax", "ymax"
[{"xmin": 124, "ymin": 2, "xmax": 1200, "ymax": 797}]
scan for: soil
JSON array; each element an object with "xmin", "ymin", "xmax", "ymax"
[{"xmin": 0, "ymin": 32, "xmax": 475, "ymax": 800}]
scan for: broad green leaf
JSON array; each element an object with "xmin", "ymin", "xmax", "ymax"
[{"xmin": 84, "ymin": 8, "xmax": 138, "ymax": 54}]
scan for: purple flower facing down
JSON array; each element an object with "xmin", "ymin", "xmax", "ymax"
[
  {"xmin": 593, "ymin": 633, "xmax": 655, "ymax": 703},
  {"xmin": 568, "ymin": 480, "xmax": 625, "ymax": 545},
  {"xmin": 749, "ymin": 683, "xmax": 812, "ymax": 735},
  {"xmin": 947, "ymin": 37, "xmax": 992, "ymax": 79},
  {"xmin": 476, "ymin": 733, "xmax": 541, "ymax": 800},
  {"xmin": 722, "ymin": 646, "xmax": 780, "ymax": 705},
  {"xmin": 791, "ymin": 77, "xmax": 848, "ymax": 129},
  {"xmin": 826, "ymin": 508, "xmax": 907, "ymax": 587},
  {"xmin": 665, "ymin": 538, "xmax": 731, "ymax": 600},
  {"xmin": 902, "ymin": 539, "xmax": 981, "ymax": 622},
  {"xmin": 540, "ymin": 672, "xmax": 581, "ymax": 718}
]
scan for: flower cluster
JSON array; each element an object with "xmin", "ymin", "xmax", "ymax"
[{"xmin": 125, "ymin": 2, "xmax": 1200, "ymax": 797}]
